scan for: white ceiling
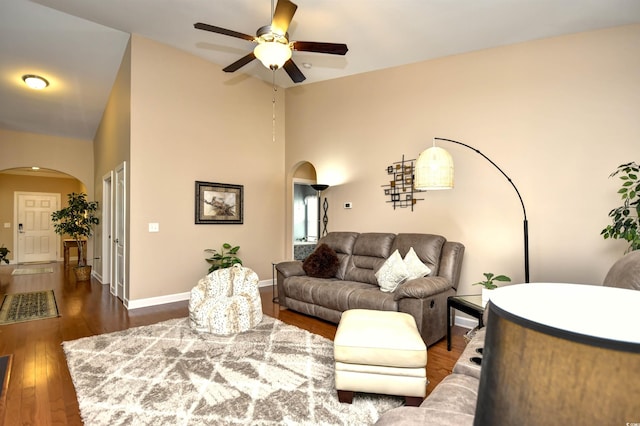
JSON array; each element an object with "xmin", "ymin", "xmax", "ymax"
[{"xmin": 2, "ymin": 0, "xmax": 640, "ymax": 142}]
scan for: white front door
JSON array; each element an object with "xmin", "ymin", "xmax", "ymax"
[
  {"xmin": 15, "ymin": 192, "xmax": 60, "ymax": 263},
  {"xmin": 114, "ymin": 162, "xmax": 127, "ymax": 303}
]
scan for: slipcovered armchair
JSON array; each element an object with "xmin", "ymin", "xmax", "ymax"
[
  {"xmin": 189, "ymin": 264, "xmax": 263, "ymax": 335},
  {"xmin": 603, "ymin": 250, "xmax": 640, "ymax": 291}
]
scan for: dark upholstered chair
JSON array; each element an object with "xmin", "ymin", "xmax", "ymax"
[{"xmin": 603, "ymin": 250, "xmax": 640, "ymax": 291}]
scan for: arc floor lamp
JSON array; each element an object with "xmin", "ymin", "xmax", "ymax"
[{"xmin": 414, "ymin": 137, "xmax": 530, "ymax": 283}]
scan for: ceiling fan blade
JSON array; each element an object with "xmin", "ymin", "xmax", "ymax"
[
  {"xmin": 222, "ymin": 52, "xmax": 257, "ymax": 72},
  {"xmin": 283, "ymin": 60, "xmax": 306, "ymax": 83},
  {"xmin": 194, "ymin": 23, "xmax": 255, "ymax": 42},
  {"xmin": 271, "ymin": 0, "xmax": 298, "ymax": 35},
  {"xmin": 293, "ymin": 41, "xmax": 348, "ymax": 55}
]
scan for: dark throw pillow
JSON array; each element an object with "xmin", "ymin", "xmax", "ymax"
[{"xmin": 303, "ymin": 243, "xmax": 340, "ymax": 278}]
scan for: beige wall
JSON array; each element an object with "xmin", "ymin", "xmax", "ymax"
[
  {"xmin": 93, "ymin": 38, "xmax": 132, "ymax": 291},
  {"xmin": 285, "ymin": 25, "xmax": 640, "ymax": 294},
  {"xmin": 0, "ymin": 128, "xmax": 94, "ymax": 189},
  {"xmin": 126, "ymin": 35, "xmax": 285, "ymax": 300}
]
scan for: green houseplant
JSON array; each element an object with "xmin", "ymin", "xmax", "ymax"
[
  {"xmin": 473, "ymin": 272, "xmax": 511, "ymax": 305},
  {"xmin": 601, "ymin": 161, "xmax": 640, "ymax": 253},
  {"xmin": 472, "ymin": 272, "xmax": 512, "ymax": 290},
  {"xmin": 0, "ymin": 245, "xmax": 9, "ymax": 264},
  {"xmin": 51, "ymin": 192, "xmax": 99, "ymax": 280},
  {"xmin": 205, "ymin": 243, "xmax": 242, "ymax": 274}
]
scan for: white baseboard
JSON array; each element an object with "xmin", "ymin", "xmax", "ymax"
[
  {"xmin": 258, "ymin": 279, "xmax": 272, "ymax": 288},
  {"xmin": 125, "ymin": 279, "xmax": 273, "ymax": 310},
  {"xmin": 455, "ymin": 315, "xmax": 479, "ymax": 329},
  {"xmin": 126, "ymin": 292, "xmax": 190, "ymax": 310}
]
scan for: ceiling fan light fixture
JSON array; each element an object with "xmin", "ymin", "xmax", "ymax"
[
  {"xmin": 254, "ymin": 41, "xmax": 292, "ymax": 70},
  {"xmin": 22, "ymin": 74, "xmax": 49, "ymax": 90}
]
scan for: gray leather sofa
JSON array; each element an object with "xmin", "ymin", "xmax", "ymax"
[
  {"xmin": 276, "ymin": 232, "xmax": 465, "ymax": 346},
  {"xmin": 375, "ymin": 328, "xmax": 485, "ymax": 426}
]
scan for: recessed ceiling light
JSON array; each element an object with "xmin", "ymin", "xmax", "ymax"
[
  {"xmin": 22, "ymin": 74, "xmax": 49, "ymax": 90},
  {"xmin": 302, "ymin": 63, "xmax": 312, "ymax": 69},
  {"xmin": 31, "ymin": 166, "xmax": 40, "ymax": 170}
]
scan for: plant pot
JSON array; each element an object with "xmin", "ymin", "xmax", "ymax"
[
  {"xmin": 74, "ymin": 265, "xmax": 92, "ymax": 281},
  {"xmin": 481, "ymin": 287, "xmax": 494, "ymax": 306}
]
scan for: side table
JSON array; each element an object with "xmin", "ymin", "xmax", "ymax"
[
  {"xmin": 271, "ymin": 261, "xmax": 285, "ymax": 303},
  {"xmin": 63, "ymin": 239, "xmax": 87, "ymax": 266},
  {"xmin": 447, "ymin": 295, "xmax": 485, "ymax": 351}
]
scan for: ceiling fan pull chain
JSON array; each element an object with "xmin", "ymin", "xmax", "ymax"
[{"xmin": 272, "ymin": 70, "xmax": 277, "ymax": 143}]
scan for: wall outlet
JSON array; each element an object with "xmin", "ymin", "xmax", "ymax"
[
  {"xmin": 148, "ymin": 222, "xmax": 159, "ymax": 232},
  {"xmin": 344, "ymin": 202, "xmax": 353, "ymax": 209}
]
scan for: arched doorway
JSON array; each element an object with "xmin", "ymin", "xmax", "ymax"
[
  {"xmin": 0, "ymin": 167, "xmax": 85, "ymax": 264},
  {"xmin": 290, "ymin": 161, "xmax": 318, "ymax": 260}
]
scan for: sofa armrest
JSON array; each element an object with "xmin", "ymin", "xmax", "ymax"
[
  {"xmin": 393, "ymin": 277, "xmax": 451, "ymax": 300},
  {"xmin": 275, "ymin": 261, "xmax": 306, "ymax": 278}
]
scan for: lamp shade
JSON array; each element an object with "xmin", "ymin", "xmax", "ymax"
[
  {"xmin": 254, "ymin": 41, "xmax": 292, "ymax": 70},
  {"xmin": 475, "ymin": 283, "xmax": 640, "ymax": 426},
  {"xmin": 414, "ymin": 146, "xmax": 454, "ymax": 190}
]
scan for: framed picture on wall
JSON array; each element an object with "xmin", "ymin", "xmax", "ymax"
[{"xmin": 195, "ymin": 181, "xmax": 243, "ymax": 224}]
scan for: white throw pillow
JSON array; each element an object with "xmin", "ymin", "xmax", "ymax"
[
  {"xmin": 376, "ymin": 250, "xmax": 411, "ymax": 292},
  {"xmin": 404, "ymin": 247, "xmax": 431, "ymax": 280}
]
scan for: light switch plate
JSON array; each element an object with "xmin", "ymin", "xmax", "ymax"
[{"xmin": 3, "ymin": 223, "xmax": 10, "ymax": 228}]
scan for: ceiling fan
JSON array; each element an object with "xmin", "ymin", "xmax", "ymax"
[{"xmin": 194, "ymin": 0, "xmax": 348, "ymax": 83}]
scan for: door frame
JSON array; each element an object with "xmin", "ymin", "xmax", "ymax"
[
  {"xmin": 114, "ymin": 161, "xmax": 127, "ymax": 304},
  {"xmin": 102, "ymin": 171, "xmax": 113, "ymax": 286}
]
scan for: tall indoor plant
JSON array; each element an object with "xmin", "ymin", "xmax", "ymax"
[
  {"xmin": 601, "ymin": 161, "xmax": 640, "ymax": 253},
  {"xmin": 52, "ymin": 192, "xmax": 99, "ymax": 280}
]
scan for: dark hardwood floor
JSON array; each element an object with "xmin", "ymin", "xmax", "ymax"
[{"xmin": 0, "ymin": 262, "xmax": 467, "ymax": 425}]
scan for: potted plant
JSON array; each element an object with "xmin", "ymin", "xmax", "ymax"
[
  {"xmin": 0, "ymin": 245, "xmax": 9, "ymax": 264},
  {"xmin": 473, "ymin": 272, "xmax": 511, "ymax": 305},
  {"xmin": 205, "ymin": 243, "xmax": 242, "ymax": 274},
  {"xmin": 51, "ymin": 192, "xmax": 99, "ymax": 281},
  {"xmin": 601, "ymin": 161, "xmax": 640, "ymax": 253}
]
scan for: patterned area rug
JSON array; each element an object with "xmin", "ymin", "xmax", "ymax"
[
  {"xmin": 11, "ymin": 267, "xmax": 54, "ymax": 276},
  {"xmin": 63, "ymin": 316, "xmax": 403, "ymax": 425},
  {"xmin": 0, "ymin": 290, "xmax": 59, "ymax": 325}
]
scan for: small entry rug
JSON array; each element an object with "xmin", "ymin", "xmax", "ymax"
[
  {"xmin": 63, "ymin": 316, "xmax": 403, "ymax": 425},
  {"xmin": 0, "ymin": 290, "xmax": 59, "ymax": 325},
  {"xmin": 11, "ymin": 267, "xmax": 54, "ymax": 276}
]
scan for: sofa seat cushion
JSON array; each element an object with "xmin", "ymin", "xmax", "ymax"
[
  {"xmin": 347, "ymin": 287, "xmax": 398, "ymax": 311},
  {"xmin": 420, "ymin": 373, "xmax": 479, "ymax": 417},
  {"xmin": 283, "ymin": 276, "xmax": 374, "ymax": 312},
  {"xmin": 376, "ymin": 374, "xmax": 478, "ymax": 425}
]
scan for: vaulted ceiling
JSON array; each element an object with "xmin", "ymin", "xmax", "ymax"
[{"xmin": 2, "ymin": 0, "xmax": 640, "ymax": 141}]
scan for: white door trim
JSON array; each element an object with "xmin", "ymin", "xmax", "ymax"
[
  {"xmin": 114, "ymin": 161, "xmax": 127, "ymax": 305},
  {"xmin": 102, "ymin": 171, "xmax": 114, "ymax": 286}
]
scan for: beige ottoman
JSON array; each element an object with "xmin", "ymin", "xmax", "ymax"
[{"xmin": 334, "ymin": 309, "xmax": 427, "ymax": 406}]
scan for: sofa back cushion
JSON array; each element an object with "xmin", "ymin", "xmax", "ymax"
[
  {"xmin": 344, "ymin": 233, "xmax": 396, "ymax": 285},
  {"xmin": 317, "ymin": 232, "xmax": 359, "ymax": 279},
  {"xmin": 390, "ymin": 233, "xmax": 446, "ymax": 276}
]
